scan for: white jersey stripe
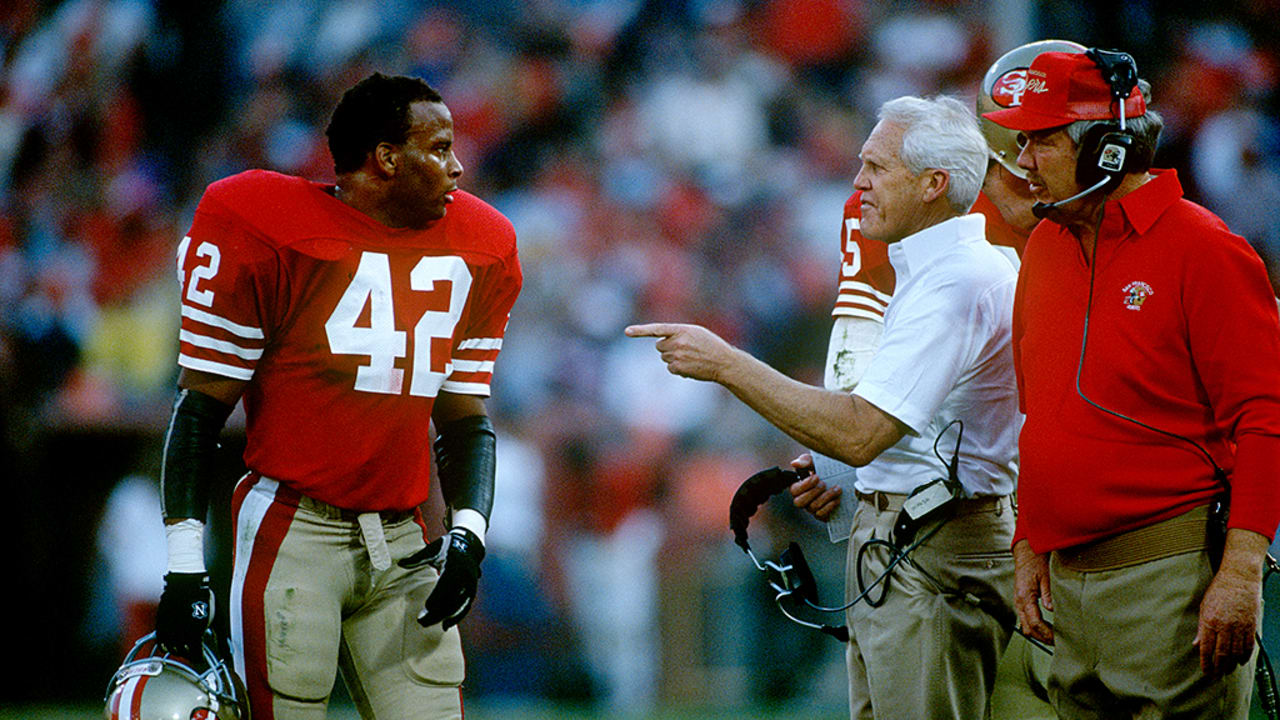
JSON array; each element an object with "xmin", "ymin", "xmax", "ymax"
[
  {"xmin": 458, "ymin": 337, "xmax": 502, "ymax": 351},
  {"xmin": 837, "ymin": 282, "xmax": 892, "ymax": 302},
  {"xmin": 178, "ymin": 354, "xmax": 255, "ymax": 380},
  {"xmin": 181, "ymin": 305, "xmax": 265, "ymax": 339},
  {"xmin": 440, "ymin": 380, "xmax": 492, "ymax": 396},
  {"xmin": 831, "ymin": 306, "xmax": 887, "ymax": 322},
  {"xmin": 835, "ymin": 294, "xmax": 889, "ymax": 312},
  {"xmin": 179, "ymin": 330, "xmax": 264, "ymax": 359},
  {"xmin": 450, "ymin": 359, "xmax": 495, "ymax": 373}
]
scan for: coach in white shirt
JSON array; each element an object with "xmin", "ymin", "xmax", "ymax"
[{"xmin": 627, "ymin": 95, "xmax": 1021, "ymax": 720}]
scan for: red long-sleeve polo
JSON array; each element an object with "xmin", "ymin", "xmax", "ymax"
[{"xmin": 1013, "ymin": 169, "xmax": 1280, "ymax": 552}]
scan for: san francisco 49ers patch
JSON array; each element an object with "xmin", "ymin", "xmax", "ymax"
[{"xmin": 1122, "ymin": 281, "xmax": 1154, "ymax": 310}]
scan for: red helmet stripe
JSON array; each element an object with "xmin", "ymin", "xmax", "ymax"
[
  {"xmin": 111, "ymin": 673, "xmax": 149, "ymax": 720},
  {"xmin": 108, "ymin": 682, "xmax": 122, "ymax": 720},
  {"xmin": 129, "ymin": 674, "xmax": 150, "ymax": 719}
]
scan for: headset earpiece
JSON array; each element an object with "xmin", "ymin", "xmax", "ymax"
[
  {"xmin": 1072, "ymin": 48, "xmax": 1147, "ymax": 197},
  {"xmin": 1076, "ymin": 123, "xmax": 1138, "ymax": 194}
]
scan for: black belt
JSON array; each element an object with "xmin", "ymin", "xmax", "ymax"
[{"xmin": 856, "ymin": 490, "xmax": 1008, "ymax": 515}]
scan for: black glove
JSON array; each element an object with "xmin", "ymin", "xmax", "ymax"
[
  {"xmin": 398, "ymin": 527, "xmax": 485, "ymax": 630},
  {"xmin": 156, "ymin": 572, "xmax": 213, "ymax": 659}
]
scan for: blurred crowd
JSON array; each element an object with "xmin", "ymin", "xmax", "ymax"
[{"xmin": 4, "ymin": 0, "xmax": 1280, "ymax": 712}]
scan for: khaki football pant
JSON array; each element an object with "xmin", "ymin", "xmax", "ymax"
[{"xmin": 230, "ymin": 475, "xmax": 465, "ymax": 720}]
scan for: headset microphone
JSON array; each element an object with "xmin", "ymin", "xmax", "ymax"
[{"xmin": 1031, "ymin": 176, "xmax": 1111, "ymax": 219}]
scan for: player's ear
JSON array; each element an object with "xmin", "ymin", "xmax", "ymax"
[
  {"xmin": 921, "ymin": 168, "xmax": 949, "ymax": 205},
  {"xmin": 373, "ymin": 142, "xmax": 398, "ymax": 177}
]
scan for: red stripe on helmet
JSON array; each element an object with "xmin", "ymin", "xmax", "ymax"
[{"xmin": 130, "ymin": 674, "xmax": 149, "ymax": 718}]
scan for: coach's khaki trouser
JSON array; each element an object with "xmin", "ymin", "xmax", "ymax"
[
  {"xmin": 1047, "ymin": 548, "xmax": 1255, "ymax": 719},
  {"xmin": 989, "ymin": 608, "xmax": 1055, "ymax": 720},
  {"xmin": 844, "ymin": 493, "xmax": 1016, "ymax": 720}
]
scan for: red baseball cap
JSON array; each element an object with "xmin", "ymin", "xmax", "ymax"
[{"xmin": 982, "ymin": 51, "xmax": 1146, "ymax": 131}]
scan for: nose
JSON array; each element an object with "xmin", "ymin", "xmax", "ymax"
[
  {"xmin": 1016, "ymin": 143, "xmax": 1034, "ymax": 173},
  {"xmin": 448, "ymin": 151, "xmax": 464, "ymax": 179},
  {"xmin": 853, "ymin": 164, "xmax": 870, "ymax": 191}
]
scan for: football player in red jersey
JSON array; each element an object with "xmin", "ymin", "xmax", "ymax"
[{"xmin": 155, "ymin": 73, "xmax": 522, "ymax": 719}]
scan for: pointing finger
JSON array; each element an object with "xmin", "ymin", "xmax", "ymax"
[{"xmin": 625, "ymin": 323, "xmax": 684, "ymax": 338}]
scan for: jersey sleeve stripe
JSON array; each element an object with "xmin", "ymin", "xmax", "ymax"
[
  {"xmin": 178, "ymin": 354, "xmax": 255, "ymax": 380},
  {"xmin": 450, "ymin": 358, "xmax": 495, "ymax": 373},
  {"xmin": 837, "ymin": 282, "xmax": 892, "ymax": 302},
  {"xmin": 835, "ymin": 295, "xmax": 888, "ymax": 313},
  {"xmin": 835, "ymin": 292, "xmax": 888, "ymax": 309},
  {"xmin": 179, "ymin": 330, "xmax": 264, "ymax": 360},
  {"xmin": 440, "ymin": 380, "xmax": 492, "ymax": 396},
  {"xmin": 831, "ymin": 306, "xmax": 887, "ymax": 321},
  {"xmin": 458, "ymin": 337, "xmax": 502, "ymax": 351},
  {"xmin": 181, "ymin": 305, "xmax": 265, "ymax": 339}
]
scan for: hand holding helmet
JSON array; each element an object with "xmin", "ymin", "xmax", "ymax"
[
  {"xmin": 156, "ymin": 572, "xmax": 214, "ymax": 660},
  {"xmin": 105, "ymin": 630, "xmax": 246, "ymax": 720}
]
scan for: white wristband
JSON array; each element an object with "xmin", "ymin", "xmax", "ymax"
[
  {"xmin": 165, "ymin": 518, "xmax": 207, "ymax": 573},
  {"xmin": 451, "ymin": 508, "xmax": 488, "ymax": 546}
]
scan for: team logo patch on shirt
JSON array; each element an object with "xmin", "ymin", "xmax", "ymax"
[{"xmin": 1123, "ymin": 281, "xmax": 1154, "ymax": 310}]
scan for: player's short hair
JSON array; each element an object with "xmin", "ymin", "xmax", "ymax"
[
  {"xmin": 326, "ymin": 73, "xmax": 443, "ymax": 175},
  {"xmin": 1064, "ymin": 79, "xmax": 1162, "ymax": 173},
  {"xmin": 878, "ymin": 95, "xmax": 988, "ymax": 214}
]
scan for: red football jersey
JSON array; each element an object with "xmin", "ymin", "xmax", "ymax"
[
  {"xmin": 831, "ymin": 190, "xmax": 1028, "ymax": 320},
  {"xmin": 175, "ymin": 170, "xmax": 522, "ymax": 511}
]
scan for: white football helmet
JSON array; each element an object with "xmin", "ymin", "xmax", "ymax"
[
  {"xmin": 104, "ymin": 631, "xmax": 248, "ymax": 720},
  {"xmin": 978, "ymin": 39, "xmax": 1087, "ymax": 178}
]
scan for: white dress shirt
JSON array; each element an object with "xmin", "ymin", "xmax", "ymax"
[{"xmin": 852, "ymin": 213, "xmax": 1021, "ymax": 496}]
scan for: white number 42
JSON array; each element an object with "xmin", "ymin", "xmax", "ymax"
[{"xmin": 325, "ymin": 251, "xmax": 472, "ymax": 397}]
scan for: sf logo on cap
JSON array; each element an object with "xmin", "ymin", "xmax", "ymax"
[{"xmin": 991, "ymin": 69, "xmax": 1030, "ymax": 107}]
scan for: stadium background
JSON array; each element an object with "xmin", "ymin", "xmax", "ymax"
[{"xmin": 2, "ymin": 0, "xmax": 1279, "ymax": 717}]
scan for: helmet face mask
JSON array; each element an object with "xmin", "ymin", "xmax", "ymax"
[
  {"xmin": 105, "ymin": 632, "xmax": 247, "ymax": 720},
  {"xmin": 978, "ymin": 39, "xmax": 1087, "ymax": 179}
]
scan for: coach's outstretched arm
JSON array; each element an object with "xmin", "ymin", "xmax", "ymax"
[
  {"xmin": 625, "ymin": 322, "xmax": 907, "ymax": 467},
  {"xmin": 157, "ymin": 369, "xmax": 243, "ymax": 658}
]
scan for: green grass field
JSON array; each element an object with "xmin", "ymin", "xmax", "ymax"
[
  {"xmin": 1, "ymin": 701, "xmax": 850, "ymax": 720},
  {"xmin": 9, "ymin": 696, "xmax": 1276, "ymax": 719}
]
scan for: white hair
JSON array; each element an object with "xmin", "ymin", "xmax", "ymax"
[{"xmin": 878, "ymin": 95, "xmax": 988, "ymax": 214}]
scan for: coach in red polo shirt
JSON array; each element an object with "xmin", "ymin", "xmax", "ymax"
[{"xmin": 985, "ymin": 50, "xmax": 1280, "ymax": 718}]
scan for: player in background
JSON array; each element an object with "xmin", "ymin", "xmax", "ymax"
[{"xmin": 155, "ymin": 73, "xmax": 522, "ymax": 719}]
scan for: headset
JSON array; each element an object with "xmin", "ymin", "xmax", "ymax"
[
  {"xmin": 1031, "ymin": 48, "xmax": 1153, "ymax": 220},
  {"xmin": 728, "ymin": 465, "xmax": 850, "ymax": 642},
  {"xmin": 727, "ymin": 422, "xmax": 974, "ymax": 643}
]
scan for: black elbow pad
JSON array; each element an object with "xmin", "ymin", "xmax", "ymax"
[
  {"xmin": 433, "ymin": 415, "xmax": 496, "ymax": 521},
  {"xmin": 162, "ymin": 388, "xmax": 234, "ymax": 521}
]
